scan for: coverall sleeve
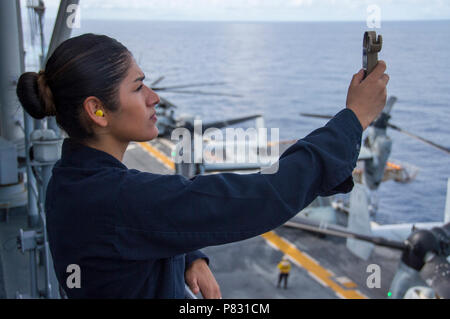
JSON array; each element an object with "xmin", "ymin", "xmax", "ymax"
[
  {"xmin": 185, "ymin": 250, "xmax": 209, "ymax": 269},
  {"xmin": 114, "ymin": 108, "xmax": 363, "ymax": 260}
]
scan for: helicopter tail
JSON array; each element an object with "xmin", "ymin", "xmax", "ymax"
[
  {"xmin": 346, "ymin": 184, "xmax": 374, "ymax": 260},
  {"xmin": 364, "ymin": 177, "xmax": 449, "ymax": 243}
]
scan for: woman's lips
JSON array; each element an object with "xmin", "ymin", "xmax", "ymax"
[{"xmin": 150, "ymin": 113, "xmax": 157, "ymax": 122}]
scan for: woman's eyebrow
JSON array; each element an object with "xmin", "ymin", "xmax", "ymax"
[{"xmin": 134, "ymin": 75, "xmax": 145, "ymax": 82}]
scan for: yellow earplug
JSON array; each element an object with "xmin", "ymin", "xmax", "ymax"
[{"xmin": 95, "ymin": 110, "xmax": 104, "ymax": 117}]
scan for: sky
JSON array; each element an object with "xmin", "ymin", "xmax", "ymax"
[{"xmin": 38, "ymin": 0, "xmax": 450, "ymax": 22}]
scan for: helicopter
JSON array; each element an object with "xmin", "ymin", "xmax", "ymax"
[
  {"xmin": 279, "ymin": 95, "xmax": 450, "ymax": 298},
  {"xmin": 283, "ymin": 178, "xmax": 450, "ymax": 299},
  {"xmin": 145, "ymin": 76, "xmax": 256, "ymax": 139},
  {"xmin": 291, "ymin": 95, "xmax": 449, "ymax": 226},
  {"xmin": 300, "ymin": 95, "xmax": 449, "ymax": 190},
  {"xmin": 143, "ymin": 80, "xmax": 268, "ymax": 178}
]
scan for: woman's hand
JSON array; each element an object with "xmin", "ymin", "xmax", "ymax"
[
  {"xmin": 346, "ymin": 60, "xmax": 390, "ymax": 130},
  {"xmin": 185, "ymin": 258, "xmax": 222, "ymax": 299}
]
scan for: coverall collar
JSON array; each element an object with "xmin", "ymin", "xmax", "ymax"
[{"xmin": 60, "ymin": 137, "xmax": 127, "ymax": 170}]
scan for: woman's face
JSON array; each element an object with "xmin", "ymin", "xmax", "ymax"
[{"xmin": 109, "ymin": 58, "xmax": 160, "ymax": 143}]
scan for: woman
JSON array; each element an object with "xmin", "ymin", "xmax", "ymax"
[{"xmin": 16, "ymin": 33, "xmax": 389, "ymax": 299}]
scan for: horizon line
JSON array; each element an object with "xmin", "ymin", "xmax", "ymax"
[{"xmin": 45, "ymin": 17, "xmax": 450, "ymax": 23}]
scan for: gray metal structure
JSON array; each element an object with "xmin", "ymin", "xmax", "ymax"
[{"xmin": 0, "ymin": 0, "xmax": 78, "ymax": 298}]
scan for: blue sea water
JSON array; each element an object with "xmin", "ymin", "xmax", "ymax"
[{"xmin": 39, "ymin": 19, "xmax": 450, "ymax": 225}]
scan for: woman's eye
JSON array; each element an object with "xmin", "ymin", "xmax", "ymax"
[{"xmin": 136, "ymin": 84, "xmax": 143, "ymax": 92}]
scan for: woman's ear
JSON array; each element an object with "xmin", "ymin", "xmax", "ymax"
[{"xmin": 83, "ymin": 96, "xmax": 108, "ymax": 128}]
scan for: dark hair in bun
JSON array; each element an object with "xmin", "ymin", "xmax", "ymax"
[
  {"xmin": 16, "ymin": 70, "xmax": 56, "ymax": 119},
  {"xmin": 16, "ymin": 33, "xmax": 131, "ymax": 141}
]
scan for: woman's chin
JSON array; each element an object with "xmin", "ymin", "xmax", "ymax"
[
  {"xmin": 133, "ymin": 126, "xmax": 159, "ymax": 142},
  {"xmin": 147, "ymin": 126, "xmax": 159, "ymax": 141}
]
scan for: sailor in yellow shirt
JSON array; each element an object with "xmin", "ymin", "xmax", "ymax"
[{"xmin": 277, "ymin": 256, "xmax": 291, "ymax": 289}]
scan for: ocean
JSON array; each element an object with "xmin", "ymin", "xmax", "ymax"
[{"xmin": 34, "ymin": 19, "xmax": 450, "ymax": 225}]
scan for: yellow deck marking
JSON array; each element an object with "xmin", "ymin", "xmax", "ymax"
[
  {"xmin": 136, "ymin": 142, "xmax": 175, "ymax": 171},
  {"xmin": 261, "ymin": 231, "xmax": 367, "ymax": 299},
  {"xmin": 343, "ymin": 281, "xmax": 358, "ymax": 289},
  {"xmin": 335, "ymin": 276, "xmax": 358, "ymax": 289}
]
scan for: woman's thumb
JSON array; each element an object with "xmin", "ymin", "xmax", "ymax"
[{"xmin": 188, "ymin": 279, "xmax": 200, "ymax": 294}]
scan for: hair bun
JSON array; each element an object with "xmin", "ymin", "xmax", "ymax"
[
  {"xmin": 16, "ymin": 71, "xmax": 57, "ymax": 119},
  {"xmin": 37, "ymin": 70, "xmax": 57, "ymax": 116}
]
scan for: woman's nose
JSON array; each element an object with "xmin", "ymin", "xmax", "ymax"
[
  {"xmin": 146, "ymin": 86, "xmax": 160, "ymax": 106},
  {"xmin": 153, "ymin": 91, "xmax": 161, "ymax": 105}
]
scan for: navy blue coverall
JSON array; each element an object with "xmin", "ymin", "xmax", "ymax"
[{"xmin": 45, "ymin": 108, "xmax": 362, "ymax": 298}]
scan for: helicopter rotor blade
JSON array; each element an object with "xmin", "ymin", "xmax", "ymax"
[
  {"xmin": 299, "ymin": 113, "xmax": 333, "ymax": 120},
  {"xmin": 371, "ymin": 96, "xmax": 398, "ymax": 128},
  {"xmin": 387, "ymin": 123, "xmax": 450, "ymax": 155},
  {"xmin": 299, "ymin": 97, "xmax": 397, "ymax": 121},
  {"xmin": 202, "ymin": 115, "xmax": 262, "ymax": 132},
  {"xmin": 154, "ymin": 89, "xmax": 243, "ymax": 98},
  {"xmin": 175, "ymin": 115, "xmax": 263, "ymax": 134},
  {"xmin": 157, "ymin": 96, "xmax": 178, "ymax": 109},
  {"xmin": 284, "ymin": 217, "xmax": 407, "ymax": 251},
  {"xmin": 151, "ymin": 82, "xmax": 227, "ymax": 91},
  {"xmin": 383, "ymin": 96, "xmax": 397, "ymax": 115},
  {"xmin": 300, "ymin": 109, "xmax": 450, "ymax": 155},
  {"xmin": 150, "ymin": 76, "xmax": 165, "ymax": 86},
  {"xmin": 420, "ymin": 254, "xmax": 450, "ymax": 298}
]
